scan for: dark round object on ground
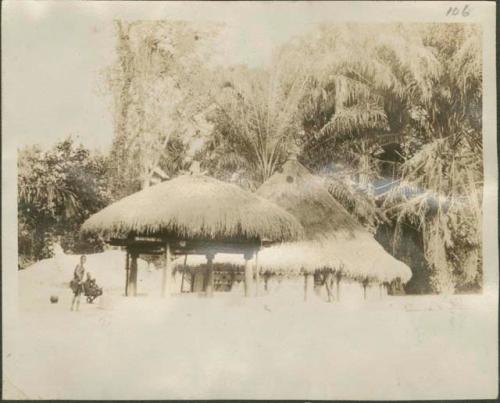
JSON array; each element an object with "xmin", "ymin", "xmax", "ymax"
[{"xmin": 50, "ymin": 295, "xmax": 59, "ymax": 304}]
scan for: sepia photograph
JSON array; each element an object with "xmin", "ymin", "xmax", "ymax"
[{"xmin": 2, "ymin": 1, "xmax": 497, "ymax": 400}]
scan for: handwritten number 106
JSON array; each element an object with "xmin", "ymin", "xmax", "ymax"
[{"xmin": 446, "ymin": 5, "xmax": 470, "ymax": 17}]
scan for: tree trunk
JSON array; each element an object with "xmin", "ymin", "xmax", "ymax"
[{"xmin": 110, "ymin": 21, "xmax": 134, "ymax": 195}]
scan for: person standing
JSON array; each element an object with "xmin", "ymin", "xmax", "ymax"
[{"xmin": 70, "ymin": 255, "xmax": 86, "ymax": 311}]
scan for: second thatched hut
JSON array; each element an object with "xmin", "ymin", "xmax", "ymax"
[{"xmin": 254, "ymin": 156, "xmax": 412, "ymax": 301}]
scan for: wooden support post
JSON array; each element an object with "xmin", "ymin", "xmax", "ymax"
[
  {"xmin": 161, "ymin": 242, "xmax": 171, "ymax": 297},
  {"xmin": 324, "ymin": 270, "xmax": 333, "ymax": 302},
  {"xmin": 254, "ymin": 251, "xmax": 260, "ymax": 297},
  {"xmin": 124, "ymin": 250, "xmax": 130, "ymax": 297},
  {"xmin": 362, "ymin": 278, "xmax": 369, "ymax": 300},
  {"xmin": 229, "ymin": 270, "xmax": 236, "ymax": 291},
  {"xmin": 205, "ymin": 254, "xmax": 214, "ymax": 297},
  {"xmin": 335, "ymin": 272, "xmax": 341, "ymax": 302},
  {"xmin": 304, "ymin": 273, "xmax": 309, "ymax": 302},
  {"xmin": 329, "ymin": 273, "xmax": 335, "ymax": 298},
  {"xmin": 313, "ymin": 271, "xmax": 321, "ymax": 297},
  {"xmin": 129, "ymin": 253, "xmax": 138, "ymax": 297},
  {"xmin": 244, "ymin": 251, "xmax": 254, "ymax": 297},
  {"xmin": 180, "ymin": 270, "xmax": 185, "ymax": 293},
  {"xmin": 379, "ymin": 283, "xmax": 383, "ymax": 299},
  {"xmin": 180, "ymin": 254, "xmax": 187, "ymax": 293}
]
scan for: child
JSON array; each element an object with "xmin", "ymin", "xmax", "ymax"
[{"xmin": 70, "ymin": 255, "xmax": 86, "ymax": 311}]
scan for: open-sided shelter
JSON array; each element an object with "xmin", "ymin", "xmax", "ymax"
[{"xmin": 81, "ymin": 173, "xmax": 304, "ymax": 297}]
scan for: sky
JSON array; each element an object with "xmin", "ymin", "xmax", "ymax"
[{"xmin": 2, "ymin": 1, "xmax": 323, "ymax": 151}]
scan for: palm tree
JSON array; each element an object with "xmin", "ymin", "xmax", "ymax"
[
  {"xmin": 277, "ymin": 24, "xmax": 439, "ymax": 231},
  {"xmin": 203, "ymin": 60, "xmax": 309, "ymax": 189},
  {"xmin": 382, "ymin": 24, "xmax": 482, "ymax": 293},
  {"xmin": 280, "ymin": 23, "xmax": 482, "ymax": 293}
]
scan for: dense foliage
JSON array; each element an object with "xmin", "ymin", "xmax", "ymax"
[{"xmin": 18, "ymin": 139, "xmax": 110, "ymax": 268}]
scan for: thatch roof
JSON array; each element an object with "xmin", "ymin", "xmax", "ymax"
[
  {"xmin": 171, "ymin": 235, "xmax": 411, "ymax": 283},
  {"xmin": 257, "ymin": 159, "xmax": 363, "ymax": 239},
  {"xmin": 256, "ymin": 234, "xmax": 412, "ymax": 282},
  {"xmin": 255, "ymin": 159, "xmax": 412, "ymax": 283},
  {"xmin": 81, "ymin": 174, "xmax": 304, "ymax": 242}
]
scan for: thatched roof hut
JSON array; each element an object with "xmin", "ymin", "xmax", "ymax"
[
  {"xmin": 81, "ymin": 173, "xmax": 304, "ymax": 298},
  {"xmin": 254, "ymin": 159, "xmax": 412, "ymax": 283},
  {"xmin": 81, "ymin": 174, "xmax": 304, "ymax": 242}
]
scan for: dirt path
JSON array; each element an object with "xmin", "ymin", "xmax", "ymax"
[{"xmin": 3, "ymin": 294, "xmax": 497, "ymax": 399}]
